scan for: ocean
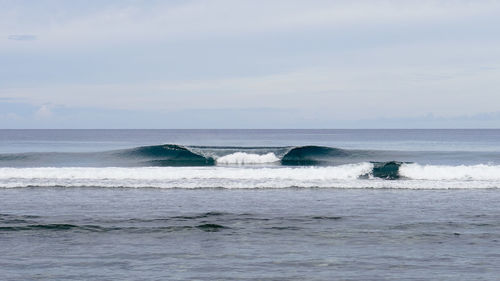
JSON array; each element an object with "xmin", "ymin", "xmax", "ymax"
[{"xmin": 1, "ymin": 129, "xmax": 500, "ymax": 280}]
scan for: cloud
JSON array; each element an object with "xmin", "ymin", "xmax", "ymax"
[
  {"xmin": 0, "ymin": 112, "xmax": 22, "ymax": 121},
  {"xmin": 8, "ymin": 34, "xmax": 37, "ymax": 41},
  {"xmin": 0, "ymin": 97, "xmax": 19, "ymax": 101},
  {"xmin": 2, "ymin": 99, "xmax": 500, "ymax": 129},
  {"xmin": 1, "ymin": 1, "xmax": 500, "ymax": 128},
  {"xmin": 2, "ymin": 55, "xmax": 500, "ymax": 120},
  {"xmin": 1, "ymin": 0, "xmax": 499, "ymax": 49},
  {"xmin": 34, "ymin": 105, "xmax": 53, "ymax": 119}
]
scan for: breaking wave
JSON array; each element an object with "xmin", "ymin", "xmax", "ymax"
[{"xmin": 121, "ymin": 144, "xmax": 355, "ymax": 166}]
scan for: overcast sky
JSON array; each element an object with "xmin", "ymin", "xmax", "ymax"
[{"xmin": 1, "ymin": 0, "xmax": 500, "ymax": 128}]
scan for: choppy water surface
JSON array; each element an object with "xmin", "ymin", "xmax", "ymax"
[
  {"xmin": 1, "ymin": 130, "xmax": 500, "ymax": 280},
  {"xmin": 1, "ymin": 188, "xmax": 500, "ymax": 280}
]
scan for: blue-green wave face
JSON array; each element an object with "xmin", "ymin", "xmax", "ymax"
[
  {"xmin": 120, "ymin": 144, "xmax": 216, "ymax": 166},
  {"xmin": 281, "ymin": 146, "xmax": 350, "ymax": 165}
]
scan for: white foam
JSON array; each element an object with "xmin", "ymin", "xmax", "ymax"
[
  {"xmin": 400, "ymin": 163, "xmax": 500, "ymax": 180},
  {"xmin": 216, "ymin": 152, "xmax": 280, "ymax": 165},
  {"xmin": 0, "ymin": 163, "xmax": 373, "ymax": 188},
  {"xmin": 2, "ymin": 163, "xmax": 500, "ymax": 189}
]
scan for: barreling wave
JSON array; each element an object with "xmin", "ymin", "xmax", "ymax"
[
  {"xmin": 2, "ymin": 163, "xmax": 500, "ymax": 189},
  {"xmin": 281, "ymin": 146, "xmax": 349, "ymax": 165},
  {"xmin": 121, "ymin": 144, "xmax": 355, "ymax": 166},
  {"xmin": 0, "ymin": 144, "xmax": 362, "ymax": 167}
]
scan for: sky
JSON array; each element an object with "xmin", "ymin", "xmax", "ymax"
[{"xmin": 1, "ymin": 0, "xmax": 500, "ymax": 128}]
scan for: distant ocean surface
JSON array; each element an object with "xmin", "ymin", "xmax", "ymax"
[{"xmin": 1, "ymin": 129, "xmax": 500, "ymax": 280}]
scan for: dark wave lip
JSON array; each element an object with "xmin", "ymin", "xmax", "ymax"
[
  {"xmin": 280, "ymin": 145, "xmax": 349, "ymax": 165},
  {"xmin": 370, "ymin": 161, "xmax": 407, "ymax": 180}
]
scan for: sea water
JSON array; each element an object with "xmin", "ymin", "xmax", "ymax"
[{"xmin": 1, "ymin": 129, "xmax": 499, "ymax": 280}]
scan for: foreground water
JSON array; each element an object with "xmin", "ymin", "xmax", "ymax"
[
  {"xmin": 1, "ymin": 188, "xmax": 499, "ymax": 280},
  {"xmin": 1, "ymin": 130, "xmax": 500, "ymax": 280}
]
